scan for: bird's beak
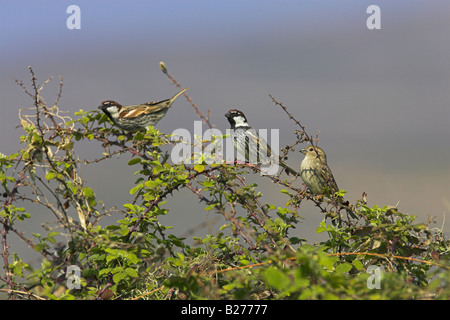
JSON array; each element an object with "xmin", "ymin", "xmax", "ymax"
[
  {"xmin": 225, "ymin": 112, "xmax": 231, "ymax": 118},
  {"xmin": 300, "ymin": 148, "xmax": 307, "ymax": 154}
]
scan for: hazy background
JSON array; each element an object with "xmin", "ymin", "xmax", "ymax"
[{"xmin": 1, "ymin": 1, "xmax": 449, "ymax": 266}]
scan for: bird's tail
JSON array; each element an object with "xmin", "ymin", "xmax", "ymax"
[{"xmin": 168, "ymin": 88, "xmax": 188, "ymax": 105}]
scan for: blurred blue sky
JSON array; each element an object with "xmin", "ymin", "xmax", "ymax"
[
  {"xmin": 1, "ymin": 1, "xmax": 450, "ymax": 263},
  {"xmin": 2, "ymin": 1, "xmax": 427, "ymax": 56}
]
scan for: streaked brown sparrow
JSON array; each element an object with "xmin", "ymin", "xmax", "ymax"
[
  {"xmin": 99, "ymin": 88, "xmax": 187, "ymax": 132},
  {"xmin": 225, "ymin": 109, "xmax": 298, "ymax": 175},
  {"xmin": 299, "ymin": 145, "xmax": 339, "ymax": 195},
  {"xmin": 300, "ymin": 145, "xmax": 356, "ymax": 219}
]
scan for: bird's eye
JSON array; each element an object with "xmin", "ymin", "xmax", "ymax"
[{"xmin": 309, "ymin": 147, "xmax": 314, "ymax": 152}]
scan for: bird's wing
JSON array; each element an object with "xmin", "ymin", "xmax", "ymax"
[
  {"xmin": 318, "ymin": 162, "xmax": 339, "ymax": 192},
  {"xmin": 245, "ymin": 129, "xmax": 273, "ymax": 163},
  {"xmin": 119, "ymin": 104, "xmax": 167, "ymax": 118}
]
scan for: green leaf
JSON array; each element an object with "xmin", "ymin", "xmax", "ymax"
[
  {"xmin": 316, "ymin": 221, "xmax": 328, "ymax": 234},
  {"xmin": 202, "ymin": 180, "xmax": 215, "ymax": 188},
  {"xmin": 106, "ymin": 254, "xmax": 116, "ymax": 263},
  {"xmin": 123, "ymin": 203, "xmax": 138, "ymax": 212},
  {"xmin": 112, "ymin": 272, "xmax": 127, "ymax": 284},
  {"xmin": 34, "ymin": 243, "xmax": 48, "ymax": 252},
  {"xmin": 133, "ymin": 131, "xmax": 145, "ymax": 140},
  {"xmin": 128, "ymin": 158, "xmax": 141, "ymax": 166},
  {"xmin": 222, "ymin": 283, "xmax": 236, "ymax": 291},
  {"xmin": 32, "ymin": 132, "xmax": 43, "ymax": 145},
  {"xmin": 125, "ymin": 253, "xmax": 139, "ymax": 264},
  {"xmin": 144, "ymin": 180, "xmax": 160, "ymax": 188},
  {"xmin": 47, "ymin": 231, "xmax": 59, "ymax": 239},
  {"xmin": 130, "ymin": 184, "xmax": 143, "ymax": 195},
  {"xmin": 335, "ymin": 262, "xmax": 352, "ymax": 274},
  {"xmin": 263, "ymin": 267, "xmax": 290, "ymax": 291},
  {"xmin": 98, "ymin": 268, "xmax": 112, "ymax": 277},
  {"xmin": 352, "ymin": 259, "xmax": 364, "ymax": 271},
  {"xmin": 318, "ymin": 254, "xmax": 337, "ymax": 271},
  {"xmin": 316, "ymin": 226, "xmax": 326, "ymax": 234},
  {"xmin": 152, "ymin": 165, "xmax": 165, "ymax": 174},
  {"xmin": 194, "ymin": 164, "xmax": 205, "ymax": 172},
  {"xmin": 83, "ymin": 187, "xmax": 95, "ymax": 198},
  {"xmin": 106, "ymin": 225, "xmax": 121, "ymax": 231},
  {"xmin": 204, "ymin": 203, "xmax": 217, "ymax": 211},
  {"xmin": 239, "ymin": 259, "xmax": 250, "ymax": 266},
  {"xmin": 45, "ymin": 171, "xmax": 56, "ymax": 180},
  {"xmin": 124, "ymin": 268, "xmax": 138, "ymax": 278}
]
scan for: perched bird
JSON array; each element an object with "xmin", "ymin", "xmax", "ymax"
[
  {"xmin": 300, "ymin": 145, "xmax": 356, "ymax": 220},
  {"xmin": 98, "ymin": 88, "xmax": 187, "ymax": 132},
  {"xmin": 225, "ymin": 109, "xmax": 298, "ymax": 175},
  {"xmin": 299, "ymin": 145, "xmax": 338, "ymax": 195}
]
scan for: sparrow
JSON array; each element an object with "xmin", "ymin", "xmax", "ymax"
[
  {"xmin": 98, "ymin": 88, "xmax": 187, "ymax": 132},
  {"xmin": 299, "ymin": 145, "xmax": 339, "ymax": 195},
  {"xmin": 300, "ymin": 145, "xmax": 356, "ymax": 219},
  {"xmin": 225, "ymin": 109, "xmax": 298, "ymax": 175}
]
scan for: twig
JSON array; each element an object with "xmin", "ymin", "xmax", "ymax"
[
  {"xmin": 0, "ymin": 223, "xmax": 12, "ymax": 294},
  {"xmin": 328, "ymin": 252, "xmax": 450, "ymax": 270},
  {"xmin": 185, "ymin": 183, "xmax": 258, "ymax": 251},
  {"xmin": 130, "ymin": 285, "xmax": 165, "ymax": 300},
  {"xmin": 96, "ymin": 283, "xmax": 112, "ymax": 300},
  {"xmin": 211, "ymin": 251, "xmax": 450, "ymax": 276},
  {"xmin": 0, "ymin": 288, "xmax": 47, "ymax": 300},
  {"xmin": 160, "ymin": 61, "xmax": 214, "ymax": 128},
  {"xmin": 54, "ymin": 76, "xmax": 64, "ymax": 107},
  {"xmin": 269, "ymin": 94, "xmax": 312, "ymax": 142}
]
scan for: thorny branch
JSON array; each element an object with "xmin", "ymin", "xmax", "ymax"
[
  {"xmin": 1, "ymin": 65, "xmax": 447, "ymax": 300},
  {"xmin": 159, "ymin": 61, "xmax": 214, "ymax": 129},
  {"xmin": 268, "ymin": 94, "xmax": 357, "ymax": 224}
]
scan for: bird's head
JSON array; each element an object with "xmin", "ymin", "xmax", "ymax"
[
  {"xmin": 301, "ymin": 145, "xmax": 327, "ymax": 162},
  {"xmin": 99, "ymin": 100, "xmax": 123, "ymax": 118},
  {"xmin": 225, "ymin": 109, "xmax": 249, "ymax": 129}
]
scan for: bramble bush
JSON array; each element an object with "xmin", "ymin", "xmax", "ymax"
[{"xmin": 0, "ymin": 66, "xmax": 449, "ymax": 300}]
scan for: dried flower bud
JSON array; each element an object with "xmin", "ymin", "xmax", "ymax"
[{"xmin": 159, "ymin": 61, "xmax": 167, "ymax": 74}]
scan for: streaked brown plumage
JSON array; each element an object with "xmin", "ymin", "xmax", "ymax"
[
  {"xmin": 300, "ymin": 145, "xmax": 338, "ymax": 195},
  {"xmin": 225, "ymin": 109, "xmax": 298, "ymax": 176},
  {"xmin": 99, "ymin": 88, "xmax": 187, "ymax": 132}
]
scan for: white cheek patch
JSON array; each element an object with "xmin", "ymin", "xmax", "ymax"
[
  {"xmin": 106, "ymin": 106, "xmax": 119, "ymax": 117},
  {"xmin": 233, "ymin": 115, "xmax": 247, "ymax": 127}
]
